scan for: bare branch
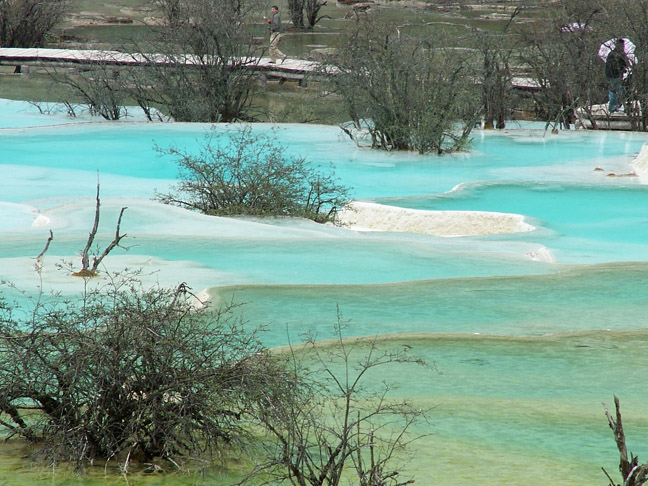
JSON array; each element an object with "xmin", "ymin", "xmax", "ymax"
[
  {"xmin": 74, "ymin": 177, "xmax": 128, "ymax": 277},
  {"xmin": 89, "ymin": 206, "xmax": 128, "ymax": 274},
  {"xmin": 34, "ymin": 229, "xmax": 54, "ymax": 271},
  {"xmin": 602, "ymin": 396, "xmax": 648, "ymax": 486},
  {"xmin": 80, "ymin": 176, "xmax": 101, "ymax": 273}
]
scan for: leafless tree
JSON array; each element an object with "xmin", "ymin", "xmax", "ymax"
[
  {"xmin": 0, "ymin": 0, "xmax": 70, "ymax": 48},
  {"xmin": 74, "ymin": 178, "xmax": 128, "ymax": 277},
  {"xmin": 473, "ymin": 10, "xmax": 519, "ymax": 130},
  {"xmin": 304, "ymin": 0, "xmax": 329, "ymax": 31},
  {"xmin": 329, "ymin": 19, "xmax": 481, "ymax": 154},
  {"xmin": 287, "ymin": 0, "xmax": 305, "ymax": 30},
  {"xmin": 47, "ymin": 61, "xmax": 128, "ymax": 121},
  {"xmin": 286, "ymin": 0, "xmax": 328, "ymax": 31},
  {"xmin": 515, "ymin": 0, "xmax": 607, "ymax": 130},
  {"xmin": 127, "ymin": 0, "xmax": 262, "ymax": 122},
  {"xmin": 598, "ymin": 0, "xmax": 648, "ymax": 130},
  {"xmin": 50, "ymin": 0, "xmax": 262, "ymax": 122}
]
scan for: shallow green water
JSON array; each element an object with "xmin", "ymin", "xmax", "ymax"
[
  {"xmin": 213, "ymin": 262, "xmax": 648, "ymax": 346},
  {"xmin": 272, "ymin": 331, "xmax": 648, "ymax": 486},
  {"xmin": 3, "ymin": 331, "xmax": 645, "ymax": 485},
  {"xmin": 373, "ymin": 331, "xmax": 648, "ymax": 486}
]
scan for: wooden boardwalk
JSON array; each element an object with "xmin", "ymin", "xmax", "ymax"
[
  {"xmin": 575, "ymin": 104, "xmax": 639, "ymax": 131},
  {"xmin": 0, "ymin": 47, "xmax": 540, "ymax": 89},
  {"xmin": 0, "ymin": 47, "xmax": 326, "ymax": 83}
]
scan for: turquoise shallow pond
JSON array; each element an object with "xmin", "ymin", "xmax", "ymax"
[{"xmin": 1, "ymin": 99, "xmax": 647, "ymax": 485}]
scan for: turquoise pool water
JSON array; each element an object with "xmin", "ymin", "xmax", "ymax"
[
  {"xmin": 381, "ymin": 182, "xmax": 648, "ymax": 263},
  {"xmin": 1, "ymin": 100, "xmax": 647, "ymax": 485}
]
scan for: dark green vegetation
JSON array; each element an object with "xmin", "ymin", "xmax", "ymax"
[{"xmin": 155, "ymin": 126, "xmax": 349, "ymax": 222}]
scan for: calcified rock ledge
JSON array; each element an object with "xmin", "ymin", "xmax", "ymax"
[
  {"xmin": 631, "ymin": 143, "xmax": 648, "ymax": 183},
  {"xmin": 336, "ymin": 201, "xmax": 535, "ymax": 237}
]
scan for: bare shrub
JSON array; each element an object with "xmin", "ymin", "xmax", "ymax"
[
  {"xmin": 329, "ymin": 19, "xmax": 481, "ymax": 154},
  {"xmin": 0, "ymin": 0, "xmax": 69, "ymax": 48},
  {"xmin": 155, "ymin": 126, "xmax": 349, "ymax": 222},
  {"xmin": 247, "ymin": 316, "xmax": 430, "ymax": 486},
  {"xmin": 0, "ymin": 276, "xmax": 292, "ymax": 472}
]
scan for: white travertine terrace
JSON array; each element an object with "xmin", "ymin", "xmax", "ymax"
[
  {"xmin": 336, "ymin": 201, "xmax": 535, "ymax": 237},
  {"xmin": 631, "ymin": 142, "xmax": 648, "ymax": 182}
]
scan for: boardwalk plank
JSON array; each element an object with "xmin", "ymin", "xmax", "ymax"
[{"xmin": 0, "ymin": 47, "xmax": 537, "ymax": 89}]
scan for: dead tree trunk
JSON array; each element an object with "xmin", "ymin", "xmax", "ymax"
[
  {"xmin": 602, "ymin": 395, "xmax": 648, "ymax": 486},
  {"xmin": 73, "ymin": 178, "xmax": 128, "ymax": 277},
  {"xmin": 34, "ymin": 229, "xmax": 53, "ymax": 272}
]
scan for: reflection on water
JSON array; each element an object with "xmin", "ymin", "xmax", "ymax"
[{"xmin": 1, "ymin": 100, "xmax": 648, "ymax": 485}]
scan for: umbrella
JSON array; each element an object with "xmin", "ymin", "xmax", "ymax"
[{"xmin": 598, "ymin": 37, "xmax": 637, "ymax": 66}]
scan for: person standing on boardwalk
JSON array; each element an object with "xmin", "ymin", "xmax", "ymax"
[
  {"xmin": 605, "ymin": 38, "xmax": 629, "ymax": 113},
  {"xmin": 264, "ymin": 6, "xmax": 286, "ymax": 64}
]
